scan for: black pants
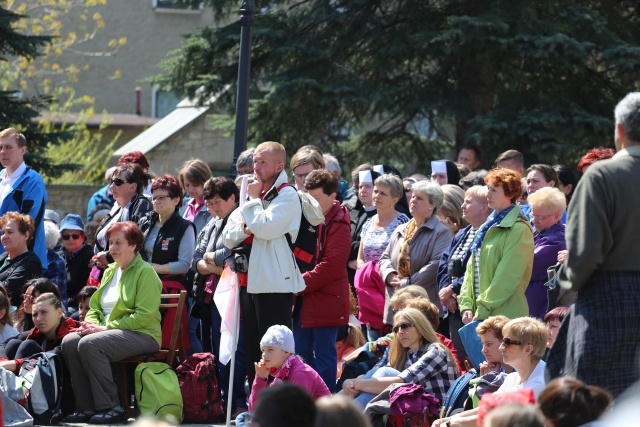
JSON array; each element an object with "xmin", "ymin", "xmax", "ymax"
[
  {"xmin": 5, "ymin": 339, "xmax": 43, "ymax": 360},
  {"xmin": 240, "ymin": 288, "xmax": 293, "ymax": 391}
]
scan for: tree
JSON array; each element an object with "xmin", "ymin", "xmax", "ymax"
[
  {"xmin": 153, "ymin": 0, "xmax": 640, "ymax": 174},
  {"xmin": 2, "ymin": 0, "xmax": 127, "ymax": 183}
]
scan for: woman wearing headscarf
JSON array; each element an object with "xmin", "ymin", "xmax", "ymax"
[{"xmin": 431, "ymin": 160, "xmax": 461, "ymax": 187}]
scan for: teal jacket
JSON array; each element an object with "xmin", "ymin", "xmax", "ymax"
[
  {"xmin": 85, "ymin": 254, "xmax": 162, "ymax": 346},
  {"xmin": 458, "ymin": 207, "xmax": 533, "ymax": 320}
]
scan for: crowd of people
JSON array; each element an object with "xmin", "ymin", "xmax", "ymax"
[{"xmin": 0, "ymin": 92, "xmax": 637, "ymax": 426}]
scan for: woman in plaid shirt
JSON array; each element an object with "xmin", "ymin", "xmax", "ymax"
[{"xmin": 345, "ymin": 307, "xmax": 458, "ymax": 409}]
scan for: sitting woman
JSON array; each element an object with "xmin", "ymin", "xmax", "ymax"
[
  {"xmin": 62, "ymin": 221, "xmax": 162, "ymax": 424},
  {"xmin": 0, "ymin": 285, "xmax": 18, "ymax": 344},
  {"xmin": 336, "ymin": 324, "xmax": 366, "ymax": 379},
  {"xmin": 476, "ymin": 315, "xmax": 512, "ymax": 376},
  {"xmin": 59, "ymin": 214, "xmax": 94, "ymax": 317},
  {"xmin": 2, "ymin": 293, "xmax": 78, "ymax": 365},
  {"xmin": 236, "ymin": 325, "xmax": 331, "ymax": 427},
  {"xmin": 0, "ymin": 212, "xmax": 42, "ymax": 308},
  {"xmin": 434, "ymin": 317, "xmax": 548, "ymax": 427},
  {"xmin": 11, "ymin": 278, "xmax": 63, "ymax": 340},
  {"xmin": 343, "ymin": 308, "xmax": 458, "ymax": 410}
]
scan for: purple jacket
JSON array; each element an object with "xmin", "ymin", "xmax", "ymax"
[
  {"xmin": 249, "ymin": 354, "xmax": 331, "ymax": 410},
  {"xmin": 526, "ymin": 222, "xmax": 566, "ymax": 319}
]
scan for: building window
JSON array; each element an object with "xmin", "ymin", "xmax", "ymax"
[
  {"xmin": 152, "ymin": 0, "xmax": 202, "ymax": 12},
  {"xmin": 152, "ymin": 89, "xmax": 182, "ymax": 118}
]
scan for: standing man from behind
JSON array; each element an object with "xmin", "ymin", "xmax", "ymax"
[
  {"xmin": 224, "ymin": 141, "xmax": 306, "ymax": 389},
  {"xmin": 0, "ymin": 128, "xmax": 47, "ymax": 266},
  {"xmin": 546, "ymin": 92, "xmax": 640, "ymax": 398},
  {"xmin": 494, "ymin": 149, "xmax": 525, "ymax": 175}
]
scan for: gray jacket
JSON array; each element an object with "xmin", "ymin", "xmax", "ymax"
[{"xmin": 379, "ymin": 215, "xmax": 452, "ymax": 324}]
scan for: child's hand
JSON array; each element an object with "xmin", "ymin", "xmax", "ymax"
[{"xmin": 254, "ymin": 359, "xmax": 270, "ymax": 380}]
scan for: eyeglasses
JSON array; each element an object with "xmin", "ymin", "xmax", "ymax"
[
  {"xmin": 110, "ymin": 178, "xmax": 129, "ymax": 186},
  {"xmin": 501, "ymin": 337, "xmax": 523, "ymax": 348},
  {"xmin": 531, "ymin": 213, "xmax": 554, "ymax": 221},
  {"xmin": 294, "ymin": 172, "xmax": 311, "ymax": 181},
  {"xmin": 152, "ymin": 195, "xmax": 171, "ymax": 202},
  {"xmin": 392, "ymin": 322, "xmax": 413, "ymax": 333},
  {"xmin": 61, "ymin": 233, "xmax": 82, "ymax": 241},
  {"xmin": 21, "ymin": 294, "xmax": 35, "ymax": 303}
]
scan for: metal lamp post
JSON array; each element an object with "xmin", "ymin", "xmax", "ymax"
[{"xmin": 230, "ymin": 0, "xmax": 255, "ymax": 178}]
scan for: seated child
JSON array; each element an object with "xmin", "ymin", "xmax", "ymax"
[
  {"xmin": 75, "ymin": 286, "xmax": 98, "ymax": 322},
  {"xmin": 236, "ymin": 325, "xmax": 331, "ymax": 427}
]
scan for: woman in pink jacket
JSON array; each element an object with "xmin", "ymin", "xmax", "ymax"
[{"xmin": 236, "ymin": 325, "xmax": 330, "ymax": 426}]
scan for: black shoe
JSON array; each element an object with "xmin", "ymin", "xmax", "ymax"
[
  {"xmin": 89, "ymin": 407, "xmax": 126, "ymax": 424},
  {"xmin": 64, "ymin": 410, "xmax": 97, "ymax": 423}
]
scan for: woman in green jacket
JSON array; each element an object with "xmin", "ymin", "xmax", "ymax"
[
  {"xmin": 459, "ymin": 168, "xmax": 534, "ymax": 323},
  {"xmin": 62, "ymin": 221, "xmax": 162, "ymax": 424}
]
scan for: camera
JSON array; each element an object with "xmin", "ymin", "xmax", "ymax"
[{"xmin": 448, "ymin": 258, "xmax": 465, "ymax": 278}]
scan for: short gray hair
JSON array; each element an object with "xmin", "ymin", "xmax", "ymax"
[
  {"xmin": 410, "ymin": 180, "xmax": 444, "ymax": 211},
  {"xmin": 614, "ymin": 92, "xmax": 640, "ymax": 143},
  {"xmin": 236, "ymin": 148, "xmax": 255, "ymax": 170},
  {"xmin": 44, "ymin": 221, "xmax": 60, "ymax": 250},
  {"xmin": 323, "ymin": 153, "xmax": 341, "ymax": 176},
  {"xmin": 374, "ymin": 173, "xmax": 404, "ymax": 199}
]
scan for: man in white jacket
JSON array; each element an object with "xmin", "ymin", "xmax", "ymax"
[{"xmin": 224, "ymin": 141, "xmax": 305, "ymax": 390}]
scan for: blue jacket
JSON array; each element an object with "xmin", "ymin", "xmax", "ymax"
[
  {"xmin": 86, "ymin": 184, "xmax": 113, "ymax": 222},
  {"xmin": 0, "ymin": 166, "xmax": 47, "ymax": 266}
]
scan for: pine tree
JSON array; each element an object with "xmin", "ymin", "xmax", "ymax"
[
  {"xmin": 0, "ymin": 6, "xmax": 73, "ymax": 177},
  {"xmin": 153, "ymin": 0, "xmax": 640, "ymax": 173}
]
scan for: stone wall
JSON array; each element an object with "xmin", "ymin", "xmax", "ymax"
[
  {"xmin": 145, "ymin": 113, "xmax": 234, "ymax": 177},
  {"xmin": 46, "ymin": 184, "xmax": 104, "ymax": 221}
]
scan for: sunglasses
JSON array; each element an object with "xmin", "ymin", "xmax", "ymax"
[
  {"xmin": 61, "ymin": 233, "xmax": 82, "ymax": 241},
  {"xmin": 501, "ymin": 337, "xmax": 523, "ymax": 348},
  {"xmin": 110, "ymin": 178, "xmax": 129, "ymax": 186},
  {"xmin": 393, "ymin": 322, "xmax": 413, "ymax": 333},
  {"xmin": 21, "ymin": 294, "xmax": 35, "ymax": 303}
]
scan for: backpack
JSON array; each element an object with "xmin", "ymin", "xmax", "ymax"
[
  {"xmin": 18, "ymin": 352, "xmax": 63, "ymax": 425},
  {"xmin": 175, "ymin": 353, "xmax": 224, "ymax": 423},
  {"xmin": 439, "ymin": 368, "xmax": 478, "ymax": 418},
  {"xmin": 134, "ymin": 362, "xmax": 183, "ymax": 423},
  {"xmin": 276, "ymin": 183, "xmax": 326, "ymax": 273},
  {"xmin": 336, "ymin": 349, "xmax": 379, "ymax": 390}
]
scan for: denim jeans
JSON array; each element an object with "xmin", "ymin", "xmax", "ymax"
[
  {"xmin": 353, "ymin": 366, "xmax": 401, "ymax": 409},
  {"xmin": 293, "ymin": 313, "xmax": 338, "ymax": 393}
]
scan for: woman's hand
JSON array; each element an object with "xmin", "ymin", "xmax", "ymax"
[
  {"xmin": 557, "ymin": 250, "xmax": 567, "ymax": 264},
  {"xmin": 93, "ymin": 252, "xmax": 109, "ymax": 269},
  {"xmin": 387, "ymin": 273, "xmax": 402, "ymax": 288},
  {"xmin": 342, "ymin": 378, "xmax": 361, "ymax": 398},
  {"xmin": 462, "ymin": 310, "xmax": 474, "ymax": 324},
  {"xmin": 445, "ymin": 297, "xmax": 458, "ymax": 313},
  {"xmin": 78, "ymin": 322, "xmax": 107, "ymax": 336},
  {"xmin": 254, "ymin": 359, "xmax": 270, "ymax": 380},
  {"xmin": 347, "ymin": 260, "xmax": 358, "ymax": 270},
  {"xmin": 479, "ymin": 361, "xmax": 501, "ymax": 376}
]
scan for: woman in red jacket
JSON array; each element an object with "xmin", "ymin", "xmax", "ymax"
[{"xmin": 294, "ymin": 169, "xmax": 352, "ymax": 393}]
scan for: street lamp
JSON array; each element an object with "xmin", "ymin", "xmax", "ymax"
[{"xmin": 230, "ymin": 0, "xmax": 255, "ymax": 178}]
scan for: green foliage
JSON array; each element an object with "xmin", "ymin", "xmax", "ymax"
[
  {"xmin": 153, "ymin": 0, "xmax": 640, "ymax": 174},
  {"xmin": 39, "ymin": 88, "xmax": 120, "ymax": 184},
  {"xmin": 0, "ymin": 6, "xmax": 75, "ymax": 177}
]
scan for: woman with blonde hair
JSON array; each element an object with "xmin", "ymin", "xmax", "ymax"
[
  {"xmin": 344, "ymin": 308, "xmax": 457, "ymax": 409},
  {"xmin": 526, "ymin": 187, "xmax": 566, "ymax": 318},
  {"xmin": 437, "ymin": 184, "xmax": 467, "ymax": 236}
]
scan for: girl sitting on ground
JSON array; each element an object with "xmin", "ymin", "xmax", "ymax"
[{"xmin": 236, "ymin": 325, "xmax": 331, "ymax": 427}]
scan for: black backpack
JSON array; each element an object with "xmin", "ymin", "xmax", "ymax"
[
  {"xmin": 276, "ymin": 183, "xmax": 326, "ymax": 273},
  {"xmin": 336, "ymin": 349, "xmax": 379, "ymax": 390}
]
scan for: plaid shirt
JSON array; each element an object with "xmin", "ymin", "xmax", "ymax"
[
  {"xmin": 397, "ymin": 342, "xmax": 457, "ymax": 402},
  {"xmin": 44, "ymin": 248, "xmax": 68, "ymax": 304}
]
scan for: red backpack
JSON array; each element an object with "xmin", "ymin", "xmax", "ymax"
[{"xmin": 175, "ymin": 353, "xmax": 224, "ymax": 423}]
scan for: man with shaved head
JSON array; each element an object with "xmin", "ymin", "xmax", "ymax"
[{"xmin": 224, "ymin": 141, "xmax": 306, "ymax": 390}]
